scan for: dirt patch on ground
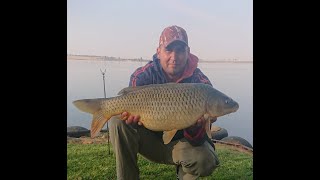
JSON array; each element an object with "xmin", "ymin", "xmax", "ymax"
[{"xmin": 67, "ymin": 132, "xmax": 110, "ymax": 144}]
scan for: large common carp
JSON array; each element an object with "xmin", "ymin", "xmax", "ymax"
[{"xmin": 73, "ymin": 83, "xmax": 239, "ymax": 144}]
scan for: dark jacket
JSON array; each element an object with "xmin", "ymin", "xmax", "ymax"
[{"xmin": 129, "ymin": 53, "xmax": 213, "ymax": 146}]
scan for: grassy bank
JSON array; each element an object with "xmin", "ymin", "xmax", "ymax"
[{"xmin": 67, "ymin": 143, "xmax": 252, "ymax": 179}]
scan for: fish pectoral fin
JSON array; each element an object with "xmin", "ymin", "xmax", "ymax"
[
  {"xmin": 163, "ymin": 129, "xmax": 178, "ymax": 144},
  {"xmin": 205, "ymin": 120, "xmax": 212, "ymax": 139},
  {"xmin": 90, "ymin": 111, "xmax": 110, "ymax": 138},
  {"xmin": 203, "ymin": 114, "xmax": 212, "ymax": 139},
  {"xmin": 203, "ymin": 114, "xmax": 210, "ymax": 120}
]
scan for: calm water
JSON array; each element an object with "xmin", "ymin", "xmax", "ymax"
[{"xmin": 67, "ymin": 60, "xmax": 253, "ymax": 145}]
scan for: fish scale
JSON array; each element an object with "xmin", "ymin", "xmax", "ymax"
[{"xmin": 102, "ymin": 84, "xmax": 206, "ymax": 131}]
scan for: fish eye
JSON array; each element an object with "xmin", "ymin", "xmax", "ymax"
[{"xmin": 225, "ymin": 98, "xmax": 232, "ymax": 104}]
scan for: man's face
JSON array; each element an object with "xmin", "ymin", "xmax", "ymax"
[{"xmin": 157, "ymin": 41, "xmax": 190, "ymax": 77}]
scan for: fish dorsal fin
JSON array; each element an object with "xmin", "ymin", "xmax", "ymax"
[
  {"xmin": 117, "ymin": 86, "xmax": 148, "ymax": 95},
  {"xmin": 163, "ymin": 129, "xmax": 178, "ymax": 144},
  {"xmin": 118, "ymin": 82, "xmax": 177, "ymax": 95},
  {"xmin": 118, "ymin": 83, "xmax": 179, "ymax": 95}
]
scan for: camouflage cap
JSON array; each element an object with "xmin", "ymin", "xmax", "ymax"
[{"xmin": 159, "ymin": 25, "xmax": 188, "ymax": 48}]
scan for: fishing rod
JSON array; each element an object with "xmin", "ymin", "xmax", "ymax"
[{"xmin": 100, "ymin": 68, "xmax": 111, "ymax": 155}]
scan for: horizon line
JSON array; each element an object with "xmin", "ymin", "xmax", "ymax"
[{"xmin": 67, "ymin": 54, "xmax": 253, "ymax": 62}]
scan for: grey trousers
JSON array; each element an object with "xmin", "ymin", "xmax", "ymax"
[{"xmin": 109, "ymin": 116, "xmax": 220, "ymax": 180}]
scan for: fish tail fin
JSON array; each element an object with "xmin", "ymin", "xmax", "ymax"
[
  {"xmin": 73, "ymin": 98, "xmax": 105, "ymax": 114},
  {"xmin": 91, "ymin": 112, "xmax": 111, "ymax": 138},
  {"xmin": 72, "ymin": 98, "xmax": 111, "ymax": 138}
]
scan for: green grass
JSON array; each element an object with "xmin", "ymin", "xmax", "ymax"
[{"xmin": 67, "ymin": 144, "xmax": 252, "ymax": 180}]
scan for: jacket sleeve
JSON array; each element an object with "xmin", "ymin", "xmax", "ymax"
[{"xmin": 129, "ymin": 63, "xmax": 153, "ymax": 87}]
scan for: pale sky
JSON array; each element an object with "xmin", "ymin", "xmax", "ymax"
[{"xmin": 67, "ymin": 0, "xmax": 252, "ymax": 61}]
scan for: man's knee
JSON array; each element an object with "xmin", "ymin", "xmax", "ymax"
[
  {"xmin": 174, "ymin": 141, "xmax": 220, "ymax": 177},
  {"xmin": 180, "ymin": 152, "xmax": 218, "ymax": 177},
  {"xmin": 109, "ymin": 116, "xmax": 124, "ymax": 130},
  {"xmin": 109, "ymin": 116, "xmax": 137, "ymax": 137},
  {"xmin": 195, "ymin": 150, "xmax": 219, "ymax": 176},
  {"xmin": 108, "ymin": 116, "xmax": 128, "ymax": 140}
]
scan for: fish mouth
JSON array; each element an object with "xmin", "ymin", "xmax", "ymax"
[{"xmin": 233, "ymin": 103, "xmax": 240, "ymax": 112}]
